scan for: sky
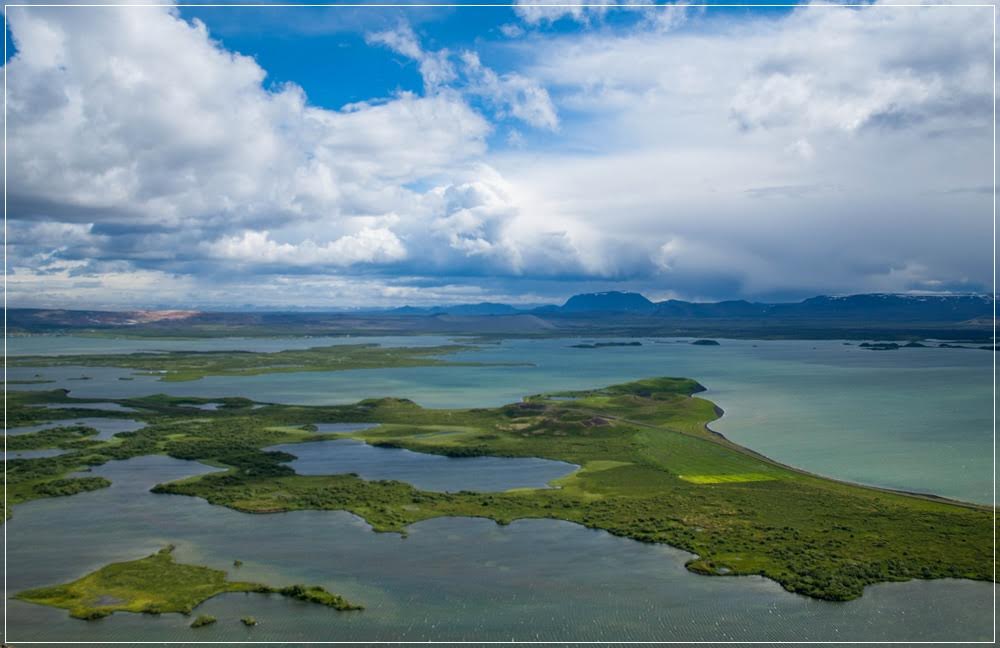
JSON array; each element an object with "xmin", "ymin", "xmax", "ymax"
[{"xmin": 3, "ymin": 0, "xmax": 995, "ymax": 310}]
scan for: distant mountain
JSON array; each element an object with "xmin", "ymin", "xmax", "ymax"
[
  {"xmin": 654, "ymin": 299, "xmax": 768, "ymax": 318},
  {"xmin": 358, "ymin": 292, "xmax": 996, "ymax": 320},
  {"xmin": 8, "ymin": 293, "xmax": 994, "ymax": 340},
  {"xmin": 7, "ymin": 308, "xmax": 202, "ymax": 330},
  {"xmin": 387, "ymin": 302, "xmax": 525, "ymax": 316},
  {"xmin": 441, "ymin": 303, "xmax": 523, "ymax": 316},
  {"xmin": 559, "ymin": 291, "xmax": 656, "ymax": 313},
  {"xmin": 553, "ymin": 292, "xmax": 994, "ymax": 322},
  {"xmin": 765, "ymin": 294, "xmax": 995, "ymax": 322}
]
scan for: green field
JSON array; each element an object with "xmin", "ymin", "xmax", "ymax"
[
  {"xmin": 15, "ymin": 545, "xmax": 361, "ymax": 620},
  {"xmin": 5, "ymin": 378, "xmax": 993, "ymax": 602}
]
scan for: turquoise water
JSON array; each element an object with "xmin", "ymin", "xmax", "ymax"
[
  {"xmin": 268, "ymin": 438, "xmax": 577, "ymax": 492},
  {"xmin": 2, "ymin": 455, "xmax": 991, "ymax": 644},
  {"xmin": 9, "ymin": 337, "xmax": 993, "ymax": 502},
  {"xmin": 8, "ymin": 334, "xmax": 460, "ymax": 355}
]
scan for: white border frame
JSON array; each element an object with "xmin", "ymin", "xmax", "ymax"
[{"xmin": 1, "ymin": 1, "xmax": 996, "ymax": 645}]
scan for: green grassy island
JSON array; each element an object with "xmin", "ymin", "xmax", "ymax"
[
  {"xmin": 8, "ymin": 343, "xmax": 515, "ymax": 382},
  {"xmin": 14, "ymin": 546, "xmax": 362, "ymax": 620},
  {"xmin": 5, "ymin": 377, "xmax": 994, "ymax": 602}
]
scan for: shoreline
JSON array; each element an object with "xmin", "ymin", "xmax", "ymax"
[{"xmin": 700, "ymin": 401, "xmax": 991, "ymax": 511}]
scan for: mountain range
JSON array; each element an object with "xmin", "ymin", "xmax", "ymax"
[
  {"xmin": 8, "ymin": 292, "xmax": 994, "ymax": 340},
  {"xmin": 382, "ymin": 291, "xmax": 994, "ymax": 322}
]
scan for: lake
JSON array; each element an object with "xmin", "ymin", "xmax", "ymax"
[
  {"xmin": 9, "ymin": 336, "xmax": 993, "ymax": 502},
  {"xmin": 3, "ymin": 334, "xmax": 993, "ymax": 643},
  {"xmin": 3, "ymin": 455, "xmax": 991, "ymax": 644},
  {"xmin": 268, "ymin": 438, "xmax": 577, "ymax": 492},
  {"xmin": 6, "ymin": 417, "xmax": 146, "ymax": 441}
]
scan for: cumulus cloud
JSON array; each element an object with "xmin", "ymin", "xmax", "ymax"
[
  {"xmin": 498, "ymin": 1, "xmax": 994, "ymax": 298},
  {"xmin": 365, "ymin": 23, "xmax": 559, "ymax": 131},
  {"xmin": 460, "ymin": 52, "xmax": 559, "ymax": 131},
  {"xmin": 365, "ymin": 23, "xmax": 456, "ymax": 92},
  {"xmin": 513, "ymin": 0, "xmax": 692, "ymax": 28},
  {"xmin": 726, "ymin": 7, "xmax": 991, "ymax": 134},
  {"xmin": 4, "ymin": 5, "xmax": 517, "ymax": 290},
  {"xmin": 514, "ymin": 0, "xmax": 618, "ymax": 26},
  {"xmin": 208, "ymin": 228, "xmax": 407, "ymax": 267},
  {"xmin": 5, "ymin": 2, "xmax": 994, "ymax": 307},
  {"xmin": 6, "ymin": 7, "xmax": 493, "ymax": 234}
]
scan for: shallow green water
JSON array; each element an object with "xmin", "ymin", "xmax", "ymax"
[{"xmin": 7, "ymin": 333, "xmax": 460, "ymax": 355}]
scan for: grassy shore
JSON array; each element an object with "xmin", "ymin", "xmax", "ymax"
[
  {"xmin": 15, "ymin": 546, "xmax": 361, "ymax": 620},
  {"xmin": 6, "ymin": 379, "xmax": 993, "ymax": 601}
]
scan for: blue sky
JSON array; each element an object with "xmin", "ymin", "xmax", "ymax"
[{"xmin": 3, "ymin": 1, "xmax": 994, "ymax": 309}]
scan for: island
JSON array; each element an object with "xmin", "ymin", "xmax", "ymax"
[
  {"xmin": 8, "ymin": 343, "xmax": 512, "ymax": 382},
  {"xmin": 859, "ymin": 342, "xmax": 902, "ymax": 350},
  {"xmin": 15, "ymin": 546, "xmax": 362, "ymax": 620},
  {"xmin": 6, "ymin": 376, "xmax": 991, "ymax": 603}
]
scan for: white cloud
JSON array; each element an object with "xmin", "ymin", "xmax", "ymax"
[
  {"xmin": 366, "ymin": 23, "xmax": 559, "ymax": 131},
  {"xmin": 786, "ymin": 138, "xmax": 815, "ymax": 161},
  {"xmin": 4, "ymin": 5, "xmax": 496, "ymax": 281},
  {"xmin": 493, "ymin": 1, "xmax": 994, "ymax": 297},
  {"xmin": 514, "ymin": 0, "xmax": 618, "ymax": 26},
  {"xmin": 6, "ymin": 2, "xmax": 994, "ymax": 306},
  {"xmin": 5, "ymin": 6, "xmax": 490, "ymax": 229},
  {"xmin": 499, "ymin": 23, "xmax": 525, "ymax": 38},
  {"xmin": 513, "ymin": 0, "xmax": 692, "ymax": 28},
  {"xmin": 460, "ymin": 52, "xmax": 559, "ymax": 131},
  {"xmin": 208, "ymin": 228, "xmax": 407, "ymax": 267},
  {"xmin": 365, "ymin": 23, "xmax": 456, "ymax": 91}
]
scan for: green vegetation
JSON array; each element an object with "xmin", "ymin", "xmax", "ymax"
[
  {"xmin": 6, "ymin": 425, "xmax": 99, "ymax": 450},
  {"xmin": 860, "ymin": 342, "xmax": 902, "ymax": 350},
  {"xmin": 9, "ymin": 343, "xmax": 510, "ymax": 382},
  {"xmin": 148, "ymin": 378, "xmax": 992, "ymax": 602},
  {"xmin": 15, "ymin": 546, "xmax": 361, "ymax": 620},
  {"xmin": 6, "ymin": 377, "xmax": 993, "ymax": 602},
  {"xmin": 32, "ymin": 477, "xmax": 111, "ymax": 499},
  {"xmin": 190, "ymin": 614, "xmax": 217, "ymax": 628},
  {"xmin": 274, "ymin": 584, "xmax": 363, "ymax": 610},
  {"xmin": 241, "ymin": 616, "xmax": 257, "ymax": 626},
  {"xmin": 691, "ymin": 339, "xmax": 720, "ymax": 346}
]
